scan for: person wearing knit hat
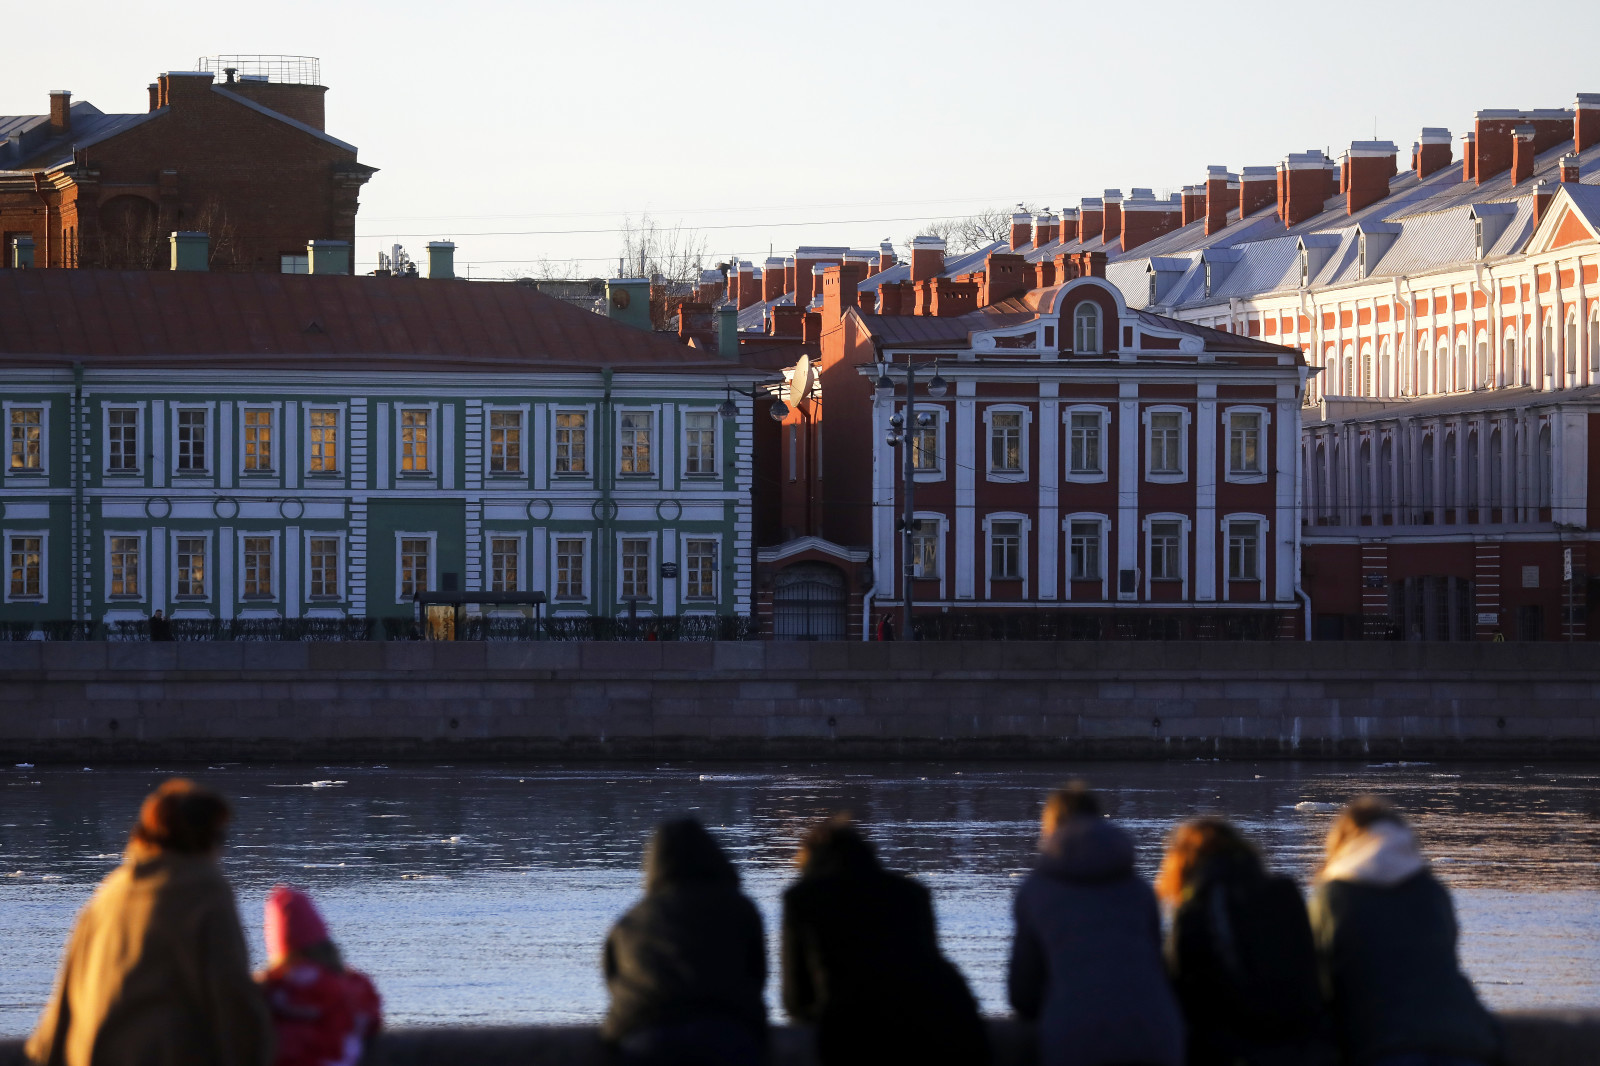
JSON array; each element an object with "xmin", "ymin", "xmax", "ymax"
[{"xmin": 257, "ymin": 886, "xmax": 382, "ymax": 1066}]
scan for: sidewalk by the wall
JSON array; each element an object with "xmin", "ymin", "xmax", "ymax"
[{"xmin": 1, "ymin": 640, "xmax": 1597, "ymax": 761}]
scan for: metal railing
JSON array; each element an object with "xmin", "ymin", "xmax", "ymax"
[
  {"xmin": 195, "ymin": 55, "xmax": 321, "ymax": 85},
  {"xmin": 1, "ymin": 616, "xmax": 759, "ymax": 643},
  {"xmin": 910, "ymin": 611, "xmax": 1289, "ymax": 642}
]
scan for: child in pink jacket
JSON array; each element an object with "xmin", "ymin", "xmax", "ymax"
[{"xmin": 258, "ymin": 886, "xmax": 382, "ymax": 1066}]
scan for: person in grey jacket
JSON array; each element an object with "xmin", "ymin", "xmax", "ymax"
[
  {"xmin": 1309, "ymin": 797, "xmax": 1499, "ymax": 1066},
  {"xmin": 1008, "ymin": 783, "xmax": 1183, "ymax": 1066}
]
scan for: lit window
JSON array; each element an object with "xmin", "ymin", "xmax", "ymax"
[
  {"xmin": 242, "ymin": 537, "xmax": 273, "ymax": 598},
  {"xmin": 107, "ymin": 409, "xmax": 140, "ymax": 473},
  {"xmin": 1069, "ymin": 521, "xmax": 1101, "ymax": 581},
  {"xmin": 109, "ymin": 537, "xmax": 141, "ymax": 597},
  {"xmin": 175, "ymin": 537, "xmax": 206, "ymax": 598},
  {"xmin": 910, "ymin": 520, "xmax": 939, "ymax": 579},
  {"xmin": 990, "ymin": 411, "xmax": 1023, "ymax": 473},
  {"xmin": 621, "ymin": 538, "xmax": 651, "ymax": 600},
  {"xmin": 685, "ymin": 540, "xmax": 717, "ymax": 600},
  {"xmin": 8, "ymin": 536, "xmax": 41, "ymax": 598},
  {"xmin": 619, "ymin": 412, "xmax": 653, "ymax": 474},
  {"xmin": 1073, "ymin": 301, "xmax": 1100, "ymax": 353},
  {"xmin": 1149, "ymin": 521, "xmax": 1182, "ymax": 580},
  {"xmin": 1069, "ymin": 412, "xmax": 1102, "ymax": 475},
  {"xmin": 176, "ymin": 409, "xmax": 208, "ymax": 472},
  {"xmin": 1228, "ymin": 412, "xmax": 1262, "ymax": 474},
  {"xmin": 490, "ymin": 537, "xmax": 520, "ymax": 593},
  {"xmin": 242, "ymin": 409, "xmax": 273, "ymax": 472},
  {"xmin": 399, "ymin": 538, "xmax": 431, "ymax": 597},
  {"xmin": 489, "ymin": 410, "xmax": 522, "ymax": 474},
  {"xmin": 9, "ymin": 407, "xmax": 42, "ymax": 471},
  {"xmin": 309, "ymin": 538, "xmax": 340, "ymax": 599},
  {"xmin": 1228, "ymin": 521, "xmax": 1260, "ymax": 580},
  {"xmin": 1148, "ymin": 412, "xmax": 1183, "ymax": 475},
  {"xmin": 990, "ymin": 521, "xmax": 1021, "ymax": 579},
  {"xmin": 555, "ymin": 412, "xmax": 587, "ymax": 474},
  {"xmin": 684, "ymin": 411, "xmax": 717, "ymax": 475},
  {"xmin": 556, "ymin": 539, "xmax": 586, "ymax": 599},
  {"xmin": 308, "ymin": 410, "xmax": 338, "ymax": 473},
  {"xmin": 911, "ymin": 411, "xmax": 939, "ymax": 471},
  {"xmin": 400, "ymin": 410, "xmax": 430, "ymax": 473}
]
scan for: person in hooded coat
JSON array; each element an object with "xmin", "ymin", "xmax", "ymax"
[
  {"xmin": 1308, "ymin": 797, "xmax": 1500, "ymax": 1066},
  {"xmin": 781, "ymin": 815, "xmax": 988, "ymax": 1066},
  {"xmin": 25, "ymin": 779, "xmax": 272, "ymax": 1066},
  {"xmin": 602, "ymin": 818, "xmax": 767, "ymax": 1066},
  {"xmin": 257, "ymin": 886, "xmax": 382, "ymax": 1066},
  {"xmin": 1008, "ymin": 783, "xmax": 1183, "ymax": 1066},
  {"xmin": 1155, "ymin": 817, "xmax": 1333, "ymax": 1066}
]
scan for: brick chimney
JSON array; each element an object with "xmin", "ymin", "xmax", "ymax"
[
  {"xmin": 1346, "ymin": 141, "xmax": 1397, "ymax": 214},
  {"xmin": 802, "ymin": 310, "xmax": 821, "ymax": 344},
  {"xmin": 1560, "ymin": 153, "xmax": 1581, "ymax": 183},
  {"xmin": 1512, "ymin": 125, "xmax": 1537, "ymax": 184},
  {"xmin": 1181, "ymin": 185, "xmax": 1205, "ymax": 226},
  {"xmin": 1417, "ymin": 128, "xmax": 1452, "ymax": 179},
  {"xmin": 1471, "ymin": 110, "xmax": 1570, "ymax": 184},
  {"xmin": 1534, "ymin": 180, "xmax": 1556, "ymax": 227},
  {"xmin": 1279, "ymin": 152, "xmax": 1331, "ymax": 227},
  {"xmin": 1461, "ymin": 131, "xmax": 1476, "ymax": 181},
  {"xmin": 1058, "ymin": 208, "xmax": 1079, "ymax": 243},
  {"xmin": 878, "ymin": 241, "xmax": 896, "ymax": 274},
  {"xmin": 1101, "ymin": 190, "xmax": 1123, "ymax": 246},
  {"xmin": 1204, "ymin": 167, "xmax": 1236, "ymax": 235},
  {"xmin": 1121, "ymin": 189, "xmax": 1182, "ymax": 252},
  {"xmin": 1577, "ymin": 94, "xmax": 1600, "ymax": 153},
  {"xmin": 158, "ymin": 71, "xmax": 215, "ymax": 109},
  {"xmin": 783, "ymin": 256, "xmax": 796, "ymax": 296},
  {"xmin": 877, "ymin": 281, "xmax": 911, "ymax": 316},
  {"xmin": 770, "ymin": 305, "xmax": 803, "ymax": 338},
  {"xmin": 1079, "ymin": 251, "xmax": 1107, "ymax": 278},
  {"xmin": 737, "ymin": 261, "xmax": 760, "ymax": 309},
  {"xmin": 1010, "ymin": 211, "xmax": 1033, "ymax": 250},
  {"xmin": 48, "ymin": 91, "xmax": 71, "ymax": 135},
  {"xmin": 929, "ymin": 278, "xmax": 978, "ymax": 317},
  {"xmin": 1033, "ymin": 211, "xmax": 1059, "ymax": 247},
  {"xmin": 909, "ymin": 235, "xmax": 946, "ymax": 283},
  {"xmin": 807, "ymin": 264, "xmax": 827, "ymax": 308},
  {"xmin": 822, "ymin": 261, "xmax": 869, "ymax": 327},
  {"xmin": 1237, "ymin": 167, "xmax": 1275, "ymax": 219},
  {"xmin": 858, "ymin": 289, "xmax": 878, "ymax": 313},
  {"xmin": 981, "ymin": 251, "xmax": 1030, "ymax": 306},
  {"xmin": 763, "ymin": 257, "xmax": 786, "ymax": 302},
  {"xmin": 148, "ymin": 83, "xmax": 160, "ymax": 112},
  {"xmin": 427, "ymin": 241, "xmax": 455, "ymax": 279},
  {"xmin": 1078, "ymin": 198, "xmax": 1104, "ymax": 243}
]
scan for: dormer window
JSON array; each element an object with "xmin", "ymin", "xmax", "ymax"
[
  {"xmin": 1358, "ymin": 234, "xmax": 1367, "ymax": 279},
  {"xmin": 1473, "ymin": 218, "xmax": 1484, "ymax": 258},
  {"xmin": 1203, "ymin": 262, "xmax": 1214, "ymax": 298},
  {"xmin": 1073, "ymin": 302, "xmax": 1100, "ymax": 353},
  {"xmin": 1148, "ymin": 272, "xmax": 1157, "ymax": 304},
  {"xmin": 1300, "ymin": 251, "xmax": 1310, "ymax": 287}
]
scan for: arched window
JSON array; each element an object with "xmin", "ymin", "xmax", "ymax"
[
  {"xmin": 1359, "ymin": 438, "xmax": 1372, "ymax": 516},
  {"xmin": 1379, "ymin": 340, "xmax": 1393, "ymax": 397},
  {"xmin": 1360, "ymin": 343, "xmax": 1373, "ymax": 396},
  {"xmin": 1443, "ymin": 432, "xmax": 1458, "ymax": 511},
  {"xmin": 1456, "ymin": 334, "xmax": 1468, "ymax": 393},
  {"xmin": 1590, "ymin": 309, "xmax": 1600, "ymax": 373},
  {"xmin": 1566, "ymin": 309, "xmax": 1580, "ymax": 376},
  {"xmin": 1073, "ymin": 301, "xmax": 1100, "ymax": 353},
  {"xmin": 1466, "ymin": 431, "xmax": 1480, "ymax": 518},
  {"xmin": 1488, "ymin": 428, "xmax": 1504, "ymax": 511},
  {"xmin": 1538, "ymin": 423, "xmax": 1553, "ymax": 510},
  {"xmin": 1418, "ymin": 341, "xmax": 1433, "ymax": 395},
  {"xmin": 1475, "ymin": 330, "xmax": 1490, "ymax": 389},
  {"xmin": 1342, "ymin": 345, "xmax": 1354, "ymax": 395},
  {"xmin": 1380, "ymin": 437, "xmax": 1395, "ymax": 519},
  {"xmin": 1544, "ymin": 314, "xmax": 1556, "ymax": 382},
  {"xmin": 1526, "ymin": 331, "xmax": 1538, "ymax": 386},
  {"xmin": 1420, "ymin": 434, "xmax": 1436, "ymax": 520},
  {"xmin": 1503, "ymin": 329, "xmax": 1518, "ymax": 388}
]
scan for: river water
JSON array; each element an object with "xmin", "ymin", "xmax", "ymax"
[{"xmin": 2, "ymin": 760, "xmax": 1597, "ymax": 1035}]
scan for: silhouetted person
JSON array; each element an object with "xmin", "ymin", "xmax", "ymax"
[
  {"xmin": 1009, "ymin": 783, "xmax": 1183, "ymax": 1066},
  {"xmin": 603, "ymin": 819, "xmax": 767, "ymax": 1066},
  {"xmin": 1309, "ymin": 797, "xmax": 1500, "ymax": 1066},
  {"xmin": 875, "ymin": 614, "xmax": 895, "ymax": 641},
  {"xmin": 258, "ymin": 886, "xmax": 382, "ymax": 1066},
  {"xmin": 148, "ymin": 608, "xmax": 173, "ymax": 641},
  {"xmin": 781, "ymin": 815, "xmax": 987, "ymax": 1066},
  {"xmin": 1155, "ymin": 817, "xmax": 1333, "ymax": 1066},
  {"xmin": 26, "ymin": 778, "xmax": 271, "ymax": 1066}
]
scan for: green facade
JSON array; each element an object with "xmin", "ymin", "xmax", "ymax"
[{"xmin": 1, "ymin": 367, "xmax": 757, "ymax": 627}]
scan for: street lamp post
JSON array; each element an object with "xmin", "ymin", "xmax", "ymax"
[{"xmin": 880, "ymin": 358, "xmax": 947, "ymax": 640}]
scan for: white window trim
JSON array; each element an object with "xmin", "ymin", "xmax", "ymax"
[
  {"xmin": 169, "ymin": 530, "xmax": 214, "ymax": 603},
  {"xmin": 1141, "ymin": 512, "xmax": 1190, "ymax": 601},
  {"xmin": 484, "ymin": 403, "xmax": 531, "ymax": 480},
  {"xmin": 679, "ymin": 531, "xmax": 724, "ymax": 607},
  {"xmin": 303, "ymin": 404, "xmax": 345, "ymax": 479},
  {"xmin": 680, "ymin": 406, "xmax": 721, "ymax": 479},
  {"xmin": 102, "ymin": 403, "xmax": 145, "ymax": 479},
  {"xmin": 236, "ymin": 530, "xmax": 283, "ymax": 604},
  {"xmin": 551, "ymin": 405, "xmax": 596, "ymax": 479},
  {"xmin": 1063, "ymin": 404, "xmax": 1112, "ymax": 484},
  {"xmin": 103, "ymin": 530, "xmax": 148, "ymax": 603},
  {"xmin": 1220, "ymin": 512, "xmax": 1270, "ymax": 602},
  {"xmin": 4, "ymin": 400, "xmax": 50, "ymax": 480},
  {"xmin": 394, "ymin": 530, "xmax": 438, "ymax": 604},
  {"xmin": 909, "ymin": 510, "xmax": 948, "ymax": 600},
  {"xmin": 170, "ymin": 402, "xmax": 215, "ymax": 478},
  {"xmin": 551, "ymin": 530, "xmax": 593, "ymax": 603},
  {"xmin": 981, "ymin": 512, "xmax": 1031, "ymax": 600},
  {"xmin": 616, "ymin": 531, "xmax": 657, "ymax": 605},
  {"xmin": 982, "ymin": 404, "xmax": 1031, "ymax": 483},
  {"xmin": 1142, "ymin": 404, "xmax": 1191, "ymax": 483},
  {"xmin": 1071, "ymin": 300, "xmax": 1102, "ymax": 354},
  {"xmin": 906, "ymin": 401, "xmax": 948, "ymax": 483},
  {"xmin": 1062, "ymin": 512, "xmax": 1111, "ymax": 602},
  {"xmin": 237, "ymin": 402, "xmax": 282, "ymax": 479},
  {"xmin": 1221, "ymin": 404, "xmax": 1271, "ymax": 485},
  {"xmin": 3, "ymin": 529, "xmax": 47, "ymax": 602},
  {"xmin": 616, "ymin": 405, "xmax": 660, "ymax": 479},
  {"xmin": 302, "ymin": 530, "xmax": 347, "ymax": 603},
  {"xmin": 481, "ymin": 530, "xmax": 526, "ymax": 594},
  {"xmin": 395, "ymin": 403, "xmax": 440, "ymax": 479}
]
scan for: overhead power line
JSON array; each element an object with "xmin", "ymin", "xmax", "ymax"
[{"xmin": 358, "ymin": 212, "xmax": 973, "ymax": 240}]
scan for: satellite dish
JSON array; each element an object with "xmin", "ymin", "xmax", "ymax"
[{"xmin": 786, "ymin": 353, "xmax": 814, "ymax": 407}]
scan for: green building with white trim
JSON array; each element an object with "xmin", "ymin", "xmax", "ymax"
[{"xmin": 0, "ymin": 266, "xmax": 770, "ymax": 634}]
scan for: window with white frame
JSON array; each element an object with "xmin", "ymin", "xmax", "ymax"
[
  {"xmin": 685, "ymin": 539, "xmax": 717, "ymax": 600},
  {"xmin": 910, "ymin": 519, "xmax": 940, "ymax": 579},
  {"xmin": 1073, "ymin": 301, "xmax": 1100, "ymax": 353},
  {"xmin": 107, "ymin": 408, "xmax": 140, "ymax": 473},
  {"xmin": 989, "ymin": 520, "xmax": 1022, "ymax": 580},
  {"xmin": 555, "ymin": 411, "xmax": 588, "ymax": 474},
  {"xmin": 308, "ymin": 537, "xmax": 340, "ymax": 599},
  {"xmin": 989, "ymin": 410, "xmax": 1023, "ymax": 474},
  {"xmin": 242, "ymin": 408, "xmax": 273, "ymax": 473},
  {"xmin": 175, "ymin": 537, "xmax": 207, "ymax": 598},
  {"xmin": 399, "ymin": 537, "xmax": 432, "ymax": 598},
  {"xmin": 684, "ymin": 411, "xmax": 717, "ymax": 476},
  {"xmin": 619, "ymin": 411, "xmax": 653, "ymax": 475},
  {"xmin": 1566, "ymin": 312, "xmax": 1580, "ymax": 375},
  {"xmin": 108, "ymin": 536, "xmax": 141, "ymax": 598},
  {"xmin": 242, "ymin": 537, "xmax": 274, "ymax": 599},
  {"xmin": 1069, "ymin": 521, "xmax": 1102, "ymax": 581},
  {"xmin": 1227, "ymin": 520, "xmax": 1261, "ymax": 580},
  {"xmin": 1149, "ymin": 521, "xmax": 1182, "ymax": 580},
  {"xmin": 307, "ymin": 409, "xmax": 339, "ymax": 474},
  {"xmin": 7, "ymin": 534, "xmax": 42, "ymax": 599},
  {"xmin": 620, "ymin": 538, "xmax": 651, "ymax": 600},
  {"xmin": 9, "ymin": 406, "xmax": 43, "ymax": 472},
  {"xmin": 1227, "ymin": 411, "xmax": 1264, "ymax": 476},
  {"xmin": 1147, "ymin": 411, "xmax": 1184, "ymax": 477},
  {"xmin": 400, "ymin": 409, "xmax": 431, "ymax": 474},
  {"xmin": 910, "ymin": 409, "xmax": 940, "ymax": 472},
  {"xmin": 1503, "ymin": 332, "xmax": 1518, "ymax": 387},
  {"xmin": 1068, "ymin": 410, "xmax": 1104, "ymax": 477},
  {"xmin": 489, "ymin": 410, "xmax": 523, "ymax": 474},
  {"xmin": 176, "ymin": 408, "xmax": 208, "ymax": 473},
  {"xmin": 555, "ymin": 538, "xmax": 586, "ymax": 599},
  {"xmin": 1590, "ymin": 311, "xmax": 1599, "ymax": 373},
  {"xmin": 490, "ymin": 536, "xmax": 521, "ymax": 592}
]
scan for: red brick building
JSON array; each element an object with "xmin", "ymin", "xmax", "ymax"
[{"xmin": 0, "ymin": 57, "xmax": 373, "ymax": 272}]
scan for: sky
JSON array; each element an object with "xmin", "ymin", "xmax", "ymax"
[{"xmin": 7, "ymin": 0, "xmax": 1600, "ymax": 278}]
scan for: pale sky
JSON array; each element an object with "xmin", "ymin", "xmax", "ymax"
[{"xmin": 9, "ymin": 0, "xmax": 1600, "ymax": 278}]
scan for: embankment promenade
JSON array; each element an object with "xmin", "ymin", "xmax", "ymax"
[{"xmin": 1, "ymin": 640, "xmax": 1598, "ymax": 761}]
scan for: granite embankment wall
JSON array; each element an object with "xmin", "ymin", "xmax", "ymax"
[
  {"xmin": 1, "ymin": 640, "xmax": 1599, "ymax": 761},
  {"xmin": 5, "ymin": 1015, "xmax": 1600, "ymax": 1065}
]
